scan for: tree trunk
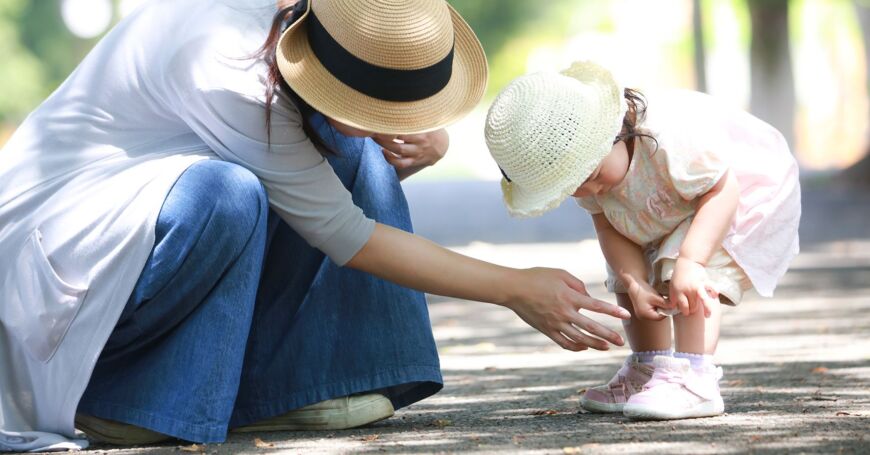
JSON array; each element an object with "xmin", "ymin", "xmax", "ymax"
[
  {"xmin": 748, "ymin": 0, "xmax": 795, "ymax": 151},
  {"xmin": 842, "ymin": 0, "xmax": 870, "ymax": 184},
  {"xmin": 693, "ymin": 0, "xmax": 707, "ymax": 92}
]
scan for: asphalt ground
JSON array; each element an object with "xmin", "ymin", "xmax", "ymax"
[{"xmin": 79, "ymin": 183, "xmax": 870, "ymax": 454}]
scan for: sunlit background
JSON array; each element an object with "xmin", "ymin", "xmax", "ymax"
[{"xmin": 0, "ymin": 0, "xmax": 867, "ymax": 182}]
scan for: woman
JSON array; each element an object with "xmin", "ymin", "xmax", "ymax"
[{"xmin": 0, "ymin": 0, "xmax": 629, "ymax": 451}]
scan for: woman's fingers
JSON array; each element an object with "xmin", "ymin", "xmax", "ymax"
[
  {"xmin": 371, "ymin": 134, "xmax": 397, "ymax": 148},
  {"xmin": 569, "ymin": 291, "xmax": 631, "ymax": 320},
  {"xmin": 559, "ymin": 323, "xmax": 609, "ymax": 351},
  {"xmin": 374, "ymin": 135, "xmax": 424, "ymax": 157},
  {"xmin": 568, "ymin": 312, "xmax": 624, "ymax": 347},
  {"xmin": 561, "ymin": 272, "xmax": 589, "ymax": 296},
  {"xmin": 547, "ymin": 329, "xmax": 589, "ymax": 352},
  {"xmin": 381, "ymin": 149, "xmax": 415, "ymax": 169}
]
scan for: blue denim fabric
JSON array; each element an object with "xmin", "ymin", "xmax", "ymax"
[{"xmin": 77, "ymin": 117, "xmax": 443, "ymax": 443}]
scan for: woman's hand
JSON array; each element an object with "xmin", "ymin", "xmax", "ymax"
[
  {"xmin": 347, "ymin": 224, "xmax": 630, "ymax": 353},
  {"xmin": 373, "ymin": 129, "xmax": 449, "ymax": 179},
  {"xmin": 626, "ymin": 277, "xmax": 672, "ymax": 321},
  {"xmin": 504, "ymin": 268, "xmax": 630, "ymax": 351},
  {"xmin": 669, "ymin": 257, "xmax": 719, "ymax": 317}
]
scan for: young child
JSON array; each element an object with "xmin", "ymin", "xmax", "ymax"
[{"xmin": 484, "ymin": 61, "xmax": 800, "ymax": 420}]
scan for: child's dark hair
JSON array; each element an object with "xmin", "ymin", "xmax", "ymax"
[
  {"xmin": 616, "ymin": 88, "xmax": 658, "ymax": 157},
  {"xmin": 254, "ymin": 1, "xmax": 335, "ymax": 154}
]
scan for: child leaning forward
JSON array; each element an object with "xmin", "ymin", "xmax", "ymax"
[{"xmin": 484, "ymin": 61, "xmax": 800, "ymax": 420}]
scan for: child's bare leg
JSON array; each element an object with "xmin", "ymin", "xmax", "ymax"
[
  {"xmin": 673, "ymin": 301, "xmax": 722, "ymax": 355},
  {"xmin": 617, "ymin": 293, "xmax": 671, "ymax": 352}
]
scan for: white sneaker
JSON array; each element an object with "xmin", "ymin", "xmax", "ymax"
[
  {"xmin": 623, "ymin": 356, "xmax": 724, "ymax": 420},
  {"xmin": 580, "ymin": 357, "xmax": 655, "ymax": 413},
  {"xmin": 233, "ymin": 393, "xmax": 394, "ymax": 432}
]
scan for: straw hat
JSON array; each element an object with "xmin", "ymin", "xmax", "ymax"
[
  {"xmin": 276, "ymin": 0, "xmax": 488, "ymax": 135},
  {"xmin": 484, "ymin": 61, "xmax": 627, "ymax": 218}
]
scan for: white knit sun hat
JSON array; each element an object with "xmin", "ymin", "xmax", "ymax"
[{"xmin": 484, "ymin": 61, "xmax": 627, "ymax": 217}]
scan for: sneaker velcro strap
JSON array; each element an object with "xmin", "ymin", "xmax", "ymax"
[{"xmin": 609, "ymin": 382, "xmax": 628, "ymax": 403}]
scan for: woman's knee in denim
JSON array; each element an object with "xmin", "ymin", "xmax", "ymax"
[{"xmin": 193, "ymin": 161, "xmax": 268, "ymax": 241}]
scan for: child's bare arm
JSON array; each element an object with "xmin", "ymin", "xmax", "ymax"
[
  {"xmin": 672, "ymin": 169, "xmax": 740, "ymax": 316},
  {"xmin": 592, "ymin": 213, "xmax": 670, "ymax": 320}
]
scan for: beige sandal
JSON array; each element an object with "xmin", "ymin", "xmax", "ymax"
[
  {"xmin": 232, "ymin": 393, "xmax": 394, "ymax": 432},
  {"xmin": 74, "ymin": 414, "xmax": 171, "ymax": 446}
]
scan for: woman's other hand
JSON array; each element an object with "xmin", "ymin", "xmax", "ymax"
[
  {"xmin": 504, "ymin": 268, "xmax": 630, "ymax": 351},
  {"xmin": 373, "ymin": 129, "xmax": 449, "ymax": 179}
]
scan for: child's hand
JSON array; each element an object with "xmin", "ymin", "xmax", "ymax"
[
  {"xmin": 626, "ymin": 278, "xmax": 672, "ymax": 321},
  {"xmin": 670, "ymin": 257, "xmax": 719, "ymax": 317}
]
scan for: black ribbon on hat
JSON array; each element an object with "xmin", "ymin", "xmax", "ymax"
[
  {"xmin": 306, "ymin": 8, "xmax": 455, "ymax": 102},
  {"xmin": 499, "ymin": 167, "xmax": 512, "ymax": 183},
  {"xmin": 281, "ymin": 0, "xmax": 308, "ymax": 33}
]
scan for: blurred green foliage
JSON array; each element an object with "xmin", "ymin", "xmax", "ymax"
[
  {"xmin": 0, "ymin": 0, "xmax": 49, "ymax": 123},
  {"xmin": 0, "ymin": 0, "xmax": 104, "ymax": 124},
  {"xmin": 0, "ymin": 0, "xmax": 598, "ymax": 125},
  {"xmin": 449, "ymin": 0, "xmax": 611, "ymax": 98}
]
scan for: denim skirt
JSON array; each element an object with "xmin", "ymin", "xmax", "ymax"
[{"xmin": 77, "ymin": 116, "xmax": 443, "ymax": 443}]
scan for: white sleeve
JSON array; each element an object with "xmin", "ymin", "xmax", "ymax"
[{"xmin": 162, "ymin": 36, "xmax": 374, "ymax": 265}]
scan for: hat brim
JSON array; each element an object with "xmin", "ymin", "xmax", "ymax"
[
  {"xmin": 500, "ymin": 159, "xmax": 597, "ymax": 219},
  {"xmin": 276, "ymin": 2, "xmax": 488, "ymax": 135},
  {"xmin": 500, "ymin": 63, "xmax": 627, "ymax": 218}
]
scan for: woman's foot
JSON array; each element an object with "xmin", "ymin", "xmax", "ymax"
[
  {"xmin": 580, "ymin": 357, "xmax": 655, "ymax": 413},
  {"xmin": 74, "ymin": 414, "xmax": 171, "ymax": 445},
  {"xmin": 233, "ymin": 393, "xmax": 394, "ymax": 432},
  {"xmin": 623, "ymin": 356, "xmax": 724, "ymax": 420}
]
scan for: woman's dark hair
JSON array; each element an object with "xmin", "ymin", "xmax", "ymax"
[
  {"xmin": 254, "ymin": 1, "xmax": 335, "ymax": 154},
  {"xmin": 616, "ymin": 88, "xmax": 658, "ymax": 159}
]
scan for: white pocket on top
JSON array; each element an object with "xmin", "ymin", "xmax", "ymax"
[{"xmin": 0, "ymin": 229, "xmax": 88, "ymax": 363}]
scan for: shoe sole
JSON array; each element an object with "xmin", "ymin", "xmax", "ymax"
[
  {"xmin": 623, "ymin": 399, "xmax": 724, "ymax": 420},
  {"xmin": 579, "ymin": 396, "xmax": 625, "ymax": 413},
  {"xmin": 233, "ymin": 395, "xmax": 395, "ymax": 432},
  {"xmin": 74, "ymin": 415, "xmax": 171, "ymax": 446}
]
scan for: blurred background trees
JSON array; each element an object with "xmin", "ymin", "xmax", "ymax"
[{"xmin": 1, "ymin": 0, "xmax": 866, "ymax": 183}]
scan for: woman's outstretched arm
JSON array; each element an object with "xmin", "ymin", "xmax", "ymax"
[{"xmin": 346, "ymin": 223, "xmax": 631, "ymax": 351}]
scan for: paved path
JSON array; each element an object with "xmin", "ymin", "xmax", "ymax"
[{"xmin": 82, "ymin": 185, "xmax": 869, "ymax": 454}]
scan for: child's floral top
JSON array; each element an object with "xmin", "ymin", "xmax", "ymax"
[{"xmin": 576, "ymin": 89, "xmax": 801, "ymax": 297}]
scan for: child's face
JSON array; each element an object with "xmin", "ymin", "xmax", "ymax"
[{"xmin": 572, "ymin": 140, "xmax": 631, "ymax": 197}]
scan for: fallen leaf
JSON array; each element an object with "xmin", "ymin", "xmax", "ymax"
[
  {"xmin": 812, "ymin": 367, "xmax": 829, "ymax": 374},
  {"xmin": 749, "ymin": 435, "xmax": 763, "ymax": 443},
  {"xmin": 726, "ymin": 379, "xmax": 745, "ymax": 386},
  {"xmin": 576, "ymin": 388, "xmax": 587, "ymax": 394},
  {"xmin": 531, "ymin": 409, "xmax": 559, "ymax": 416},
  {"xmin": 432, "ymin": 419, "xmax": 452, "ymax": 428},
  {"xmin": 484, "ymin": 366, "xmax": 497, "ymax": 372},
  {"xmin": 836, "ymin": 411, "xmax": 852, "ymax": 416},
  {"xmin": 512, "ymin": 435, "xmax": 525, "ymax": 445},
  {"xmin": 180, "ymin": 444, "xmax": 205, "ymax": 453},
  {"xmin": 563, "ymin": 447, "xmax": 582, "ymax": 454},
  {"xmin": 253, "ymin": 438, "xmax": 274, "ymax": 449},
  {"xmin": 361, "ymin": 434, "xmax": 380, "ymax": 442}
]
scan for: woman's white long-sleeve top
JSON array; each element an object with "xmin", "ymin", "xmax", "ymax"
[{"xmin": 0, "ymin": 1, "xmax": 374, "ymax": 451}]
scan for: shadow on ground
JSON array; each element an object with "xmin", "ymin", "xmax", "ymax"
[{"xmin": 81, "ymin": 184, "xmax": 869, "ymax": 454}]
